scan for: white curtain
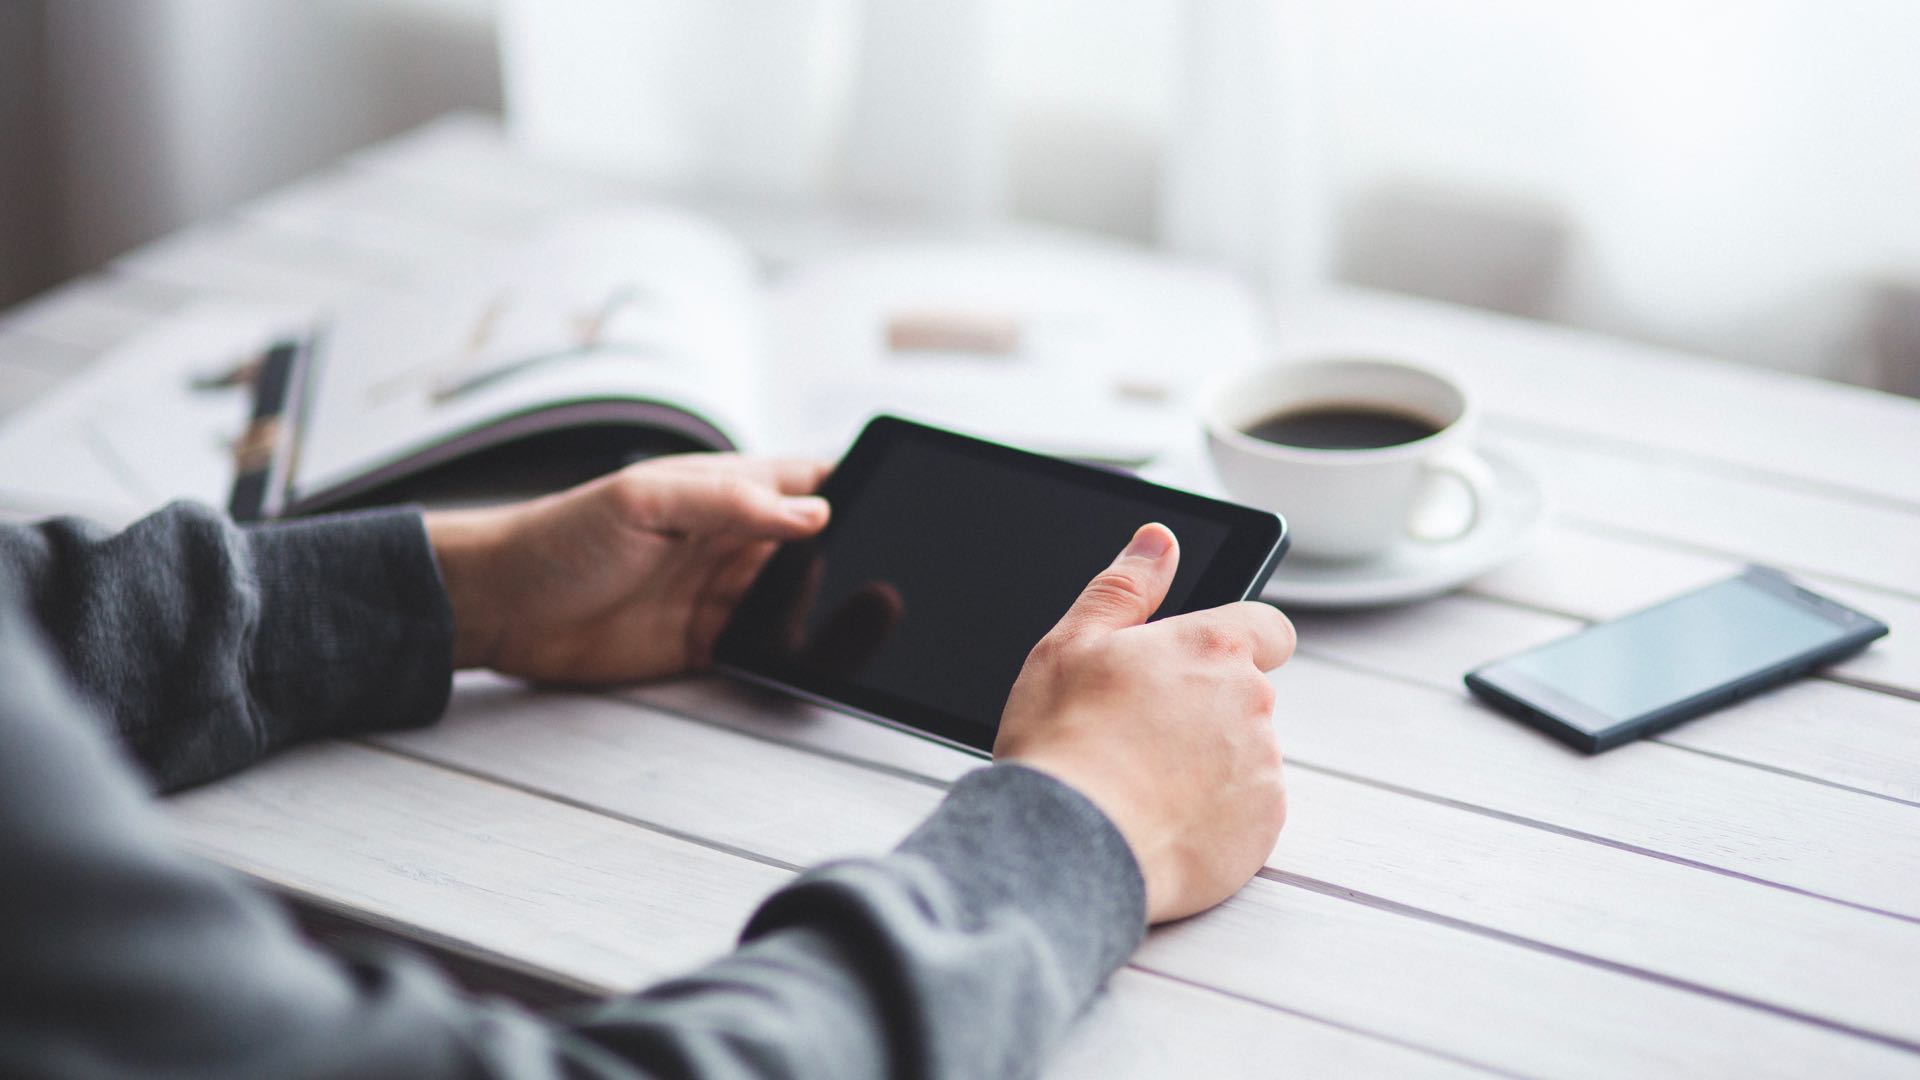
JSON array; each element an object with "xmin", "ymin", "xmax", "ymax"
[
  {"xmin": 502, "ymin": 0, "xmax": 1334, "ymax": 290},
  {"xmin": 14, "ymin": 1, "xmax": 1916, "ymax": 390},
  {"xmin": 505, "ymin": 0, "xmax": 1920, "ymax": 390}
]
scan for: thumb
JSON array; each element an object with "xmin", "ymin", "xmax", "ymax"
[
  {"xmin": 619, "ymin": 468, "xmax": 830, "ymax": 539},
  {"xmin": 1051, "ymin": 523, "xmax": 1180, "ymax": 641}
]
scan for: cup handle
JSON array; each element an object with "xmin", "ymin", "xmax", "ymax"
[{"xmin": 1408, "ymin": 448, "xmax": 1498, "ymax": 544}]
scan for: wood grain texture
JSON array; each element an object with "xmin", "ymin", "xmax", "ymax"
[
  {"xmin": 622, "ymin": 677, "xmax": 985, "ymax": 786},
  {"xmin": 171, "ymin": 730, "xmax": 1479, "ymax": 1079},
  {"xmin": 113, "ymin": 223, "xmax": 386, "ymax": 312},
  {"xmin": 1496, "ymin": 433, "xmax": 1920, "ymax": 598},
  {"xmin": 1054, "ymin": 970, "xmax": 1493, "ymax": 1079},
  {"xmin": 623, "ymin": 669, "xmax": 1920, "ymax": 923},
  {"xmin": 1290, "ymin": 593, "xmax": 1920, "ymax": 802},
  {"xmin": 166, "ymin": 740, "xmax": 790, "ymax": 990},
  {"xmin": 1470, "ymin": 523, "xmax": 1920, "ymax": 700},
  {"xmin": 374, "ymin": 674, "xmax": 950, "ymax": 867},
  {"xmin": 1272, "ymin": 656, "xmax": 1920, "ymax": 918},
  {"xmin": 0, "ymin": 274, "xmax": 188, "ymax": 353},
  {"xmin": 20, "ymin": 111, "xmax": 1918, "ymax": 1079},
  {"xmin": 314, "ymin": 676, "xmax": 1920, "ymax": 1060},
  {"xmin": 391, "ymin": 678, "xmax": 1920, "ymax": 1050},
  {"xmin": 1140, "ymin": 877, "xmax": 1920, "ymax": 1079},
  {"xmin": 0, "ymin": 328, "xmax": 99, "ymax": 374},
  {"xmin": 0, "ymin": 361, "xmax": 61, "ymax": 418},
  {"xmin": 1277, "ymin": 767, "xmax": 1920, "ymax": 1043}
]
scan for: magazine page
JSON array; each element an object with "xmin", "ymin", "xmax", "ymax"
[{"xmin": 291, "ymin": 207, "xmax": 764, "ymax": 504}]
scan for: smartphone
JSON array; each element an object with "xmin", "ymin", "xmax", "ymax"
[
  {"xmin": 715, "ymin": 415, "xmax": 1288, "ymax": 755},
  {"xmin": 1465, "ymin": 567, "xmax": 1888, "ymax": 753}
]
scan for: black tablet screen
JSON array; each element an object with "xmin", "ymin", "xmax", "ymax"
[{"xmin": 715, "ymin": 417, "xmax": 1285, "ymax": 752}]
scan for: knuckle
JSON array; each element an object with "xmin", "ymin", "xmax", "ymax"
[
  {"xmin": 1184, "ymin": 621, "xmax": 1245, "ymax": 660},
  {"xmin": 1083, "ymin": 568, "xmax": 1151, "ymax": 608},
  {"xmin": 1027, "ymin": 631, "xmax": 1096, "ymax": 672},
  {"xmin": 1246, "ymin": 674, "xmax": 1278, "ymax": 716},
  {"xmin": 1025, "ymin": 634, "xmax": 1065, "ymax": 669}
]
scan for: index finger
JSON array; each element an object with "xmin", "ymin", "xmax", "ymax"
[
  {"xmin": 750, "ymin": 457, "xmax": 833, "ymax": 496},
  {"xmin": 645, "ymin": 454, "xmax": 833, "ymax": 496},
  {"xmin": 1155, "ymin": 601, "xmax": 1297, "ymax": 671}
]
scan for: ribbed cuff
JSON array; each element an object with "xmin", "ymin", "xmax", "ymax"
[{"xmin": 244, "ymin": 508, "xmax": 454, "ymax": 749}]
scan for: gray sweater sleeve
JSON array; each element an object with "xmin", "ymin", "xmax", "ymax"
[
  {"xmin": 0, "ymin": 500, "xmax": 454, "ymax": 791},
  {"xmin": 0, "ymin": 503, "xmax": 1147, "ymax": 1079}
]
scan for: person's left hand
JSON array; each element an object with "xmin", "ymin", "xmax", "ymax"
[{"xmin": 424, "ymin": 453, "xmax": 831, "ymax": 683}]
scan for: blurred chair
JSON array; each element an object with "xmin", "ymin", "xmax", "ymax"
[
  {"xmin": 1338, "ymin": 180, "xmax": 1569, "ymax": 320},
  {"xmin": 1865, "ymin": 280, "xmax": 1920, "ymax": 399}
]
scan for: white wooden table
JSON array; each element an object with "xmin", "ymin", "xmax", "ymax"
[{"xmin": 2, "ymin": 114, "xmax": 1917, "ymax": 1079}]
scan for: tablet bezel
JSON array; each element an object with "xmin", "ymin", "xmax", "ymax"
[{"xmin": 713, "ymin": 414, "xmax": 1289, "ymax": 755}]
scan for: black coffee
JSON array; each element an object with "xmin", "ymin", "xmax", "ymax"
[{"xmin": 1243, "ymin": 405, "xmax": 1441, "ymax": 450}]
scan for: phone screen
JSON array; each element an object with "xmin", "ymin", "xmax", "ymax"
[{"xmin": 1470, "ymin": 569, "xmax": 1884, "ymax": 748}]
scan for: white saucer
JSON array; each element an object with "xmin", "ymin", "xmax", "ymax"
[{"xmin": 1144, "ymin": 443, "xmax": 1549, "ymax": 609}]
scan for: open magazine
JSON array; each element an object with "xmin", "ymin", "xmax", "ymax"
[
  {"xmin": 0, "ymin": 206, "xmax": 1271, "ymax": 521},
  {"xmin": 263, "ymin": 210, "xmax": 761, "ymax": 515},
  {"xmin": 252, "ymin": 204, "xmax": 1272, "ymax": 517}
]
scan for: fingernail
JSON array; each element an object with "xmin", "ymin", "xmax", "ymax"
[
  {"xmin": 782, "ymin": 495, "xmax": 828, "ymax": 524},
  {"xmin": 1122, "ymin": 524, "xmax": 1173, "ymax": 560}
]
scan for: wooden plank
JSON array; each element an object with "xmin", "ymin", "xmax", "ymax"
[
  {"xmin": 1278, "ymin": 288, "xmax": 1920, "ymax": 507},
  {"xmin": 1055, "ymin": 970, "xmax": 1492, "ymax": 1079},
  {"xmin": 1277, "ymin": 767, "xmax": 1920, "ymax": 1043},
  {"xmin": 1270, "ymin": 655, "xmax": 1920, "ymax": 918},
  {"xmin": 173, "ymin": 728, "xmax": 1479, "ymax": 1078},
  {"xmin": 0, "ymin": 362, "xmax": 63, "ymax": 418},
  {"xmin": 1472, "ymin": 521, "xmax": 1737, "ymax": 620},
  {"xmin": 623, "ymin": 677, "xmax": 984, "ymax": 786},
  {"xmin": 199, "ymin": 735, "xmax": 1920, "ymax": 1076},
  {"xmin": 0, "ymin": 274, "xmax": 187, "ymax": 353},
  {"xmin": 1290, "ymin": 593, "xmax": 1920, "ymax": 803},
  {"xmin": 1472, "ymin": 522, "xmax": 1920, "ymax": 700},
  {"xmin": 166, "ymin": 741, "xmax": 789, "ymax": 990},
  {"xmin": 113, "ymin": 223, "xmax": 395, "ymax": 311},
  {"xmin": 1140, "ymin": 877, "xmax": 1920, "ymax": 1079},
  {"xmin": 1493, "ymin": 432, "xmax": 1920, "ymax": 598},
  {"xmin": 0, "ymin": 328, "xmax": 100, "ymax": 376},
  {"xmin": 388, "ymin": 678, "xmax": 1920, "ymax": 1047},
  {"xmin": 0, "ymin": 414, "xmax": 146, "ymax": 520},
  {"xmin": 237, "ymin": 175, "xmax": 521, "ymax": 274},
  {"xmin": 633, "ymin": 670, "xmax": 1920, "ymax": 919},
  {"xmin": 373, "ymin": 674, "xmax": 951, "ymax": 867}
]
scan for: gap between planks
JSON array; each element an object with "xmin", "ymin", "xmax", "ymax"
[
  {"xmin": 1287, "ymin": 636, "xmax": 1920, "ymax": 811},
  {"xmin": 615, "ymin": 675, "xmax": 1920, "ymax": 923},
  {"xmin": 1252, "ymin": 866, "xmax": 1920, "ymax": 1056},
  {"xmin": 335, "ymin": 737, "xmax": 1488, "ymax": 1077},
  {"xmin": 368, "ymin": 682, "xmax": 1920, "ymax": 1056}
]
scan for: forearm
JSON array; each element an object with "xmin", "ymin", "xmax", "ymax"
[
  {"xmin": 0, "ymin": 500, "xmax": 453, "ymax": 791},
  {"xmin": 2, "ymin": 601, "xmax": 1144, "ymax": 1079},
  {"xmin": 572, "ymin": 765, "xmax": 1148, "ymax": 1079}
]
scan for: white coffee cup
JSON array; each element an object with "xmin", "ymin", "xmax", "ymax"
[{"xmin": 1203, "ymin": 358, "xmax": 1497, "ymax": 561}]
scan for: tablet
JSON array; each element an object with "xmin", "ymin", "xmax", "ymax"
[{"xmin": 713, "ymin": 415, "xmax": 1289, "ymax": 755}]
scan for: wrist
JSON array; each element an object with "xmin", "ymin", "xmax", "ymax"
[
  {"xmin": 423, "ymin": 508, "xmax": 511, "ymax": 670},
  {"xmin": 996, "ymin": 749, "xmax": 1172, "ymax": 919}
]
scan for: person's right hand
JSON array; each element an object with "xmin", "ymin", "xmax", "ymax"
[{"xmin": 994, "ymin": 522, "xmax": 1295, "ymax": 924}]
